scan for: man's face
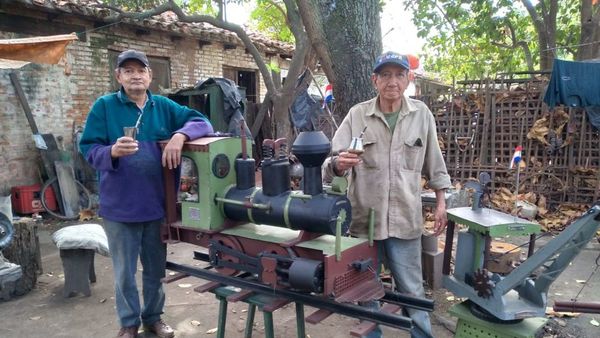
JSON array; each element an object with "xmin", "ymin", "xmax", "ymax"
[
  {"xmin": 371, "ymin": 64, "xmax": 409, "ymax": 102},
  {"xmin": 115, "ymin": 60, "xmax": 152, "ymax": 95}
]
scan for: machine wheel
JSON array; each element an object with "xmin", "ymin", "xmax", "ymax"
[
  {"xmin": 210, "ymin": 235, "xmax": 243, "ymax": 276},
  {"xmin": 0, "ymin": 213, "xmax": 14, "ymax": 249},
  {"xmin": 468, "ymin": 301, "xmax": 523, "ymax": 324},
  {"xmin": 472, "ymin": 268, "xmax": 495, "ymax": 298}
]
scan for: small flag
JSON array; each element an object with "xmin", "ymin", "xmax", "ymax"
[
  {"xmin": 509, "ymin": 146, "xmax": 522, "ymax": 169},
  {"xmin": 322, "ymin": 83, "xmax": 333, "ymax": 108}
]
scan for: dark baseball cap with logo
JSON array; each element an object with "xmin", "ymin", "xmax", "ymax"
[
  {"xmin": 372, "ymin": 51, "xmax": 411, "ymax": 73},
  {"xmin": 117, "ymin": 50, "xmax": 150, "ymax": 67}
]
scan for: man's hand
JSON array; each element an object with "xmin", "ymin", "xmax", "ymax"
[
  {"xmin": 111, "ymin": 137, "xmax": 138, "ymax": 158},
  {"xmin": 334, "ymin": 151, "xmax": 361, "ymax": 174},
  {"xmin": 432, "ymin": 205, "xmax": 448, "ymax": 236},
  {"xmin": 162, "ymin": 133, "xmax": 188, "ymax": 169}
]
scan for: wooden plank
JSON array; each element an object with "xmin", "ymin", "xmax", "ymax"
[
  {"xmin": 349, "ymin": 303, "xmax": 401, "ymax": 337},
  {"xmin": 194, "ymin": 281, "xmax": 221, "ymax": 293},
  {"xmin": 0, "ymin": 13, "xmax": 86, "ymax": 41},
  {"xmin": 54, "ymin": 162, "xmax": 79, "ymax": 218},
  {"xmin": 10, "ymin": 72, "xmax": 61, "ymax": 177},
  {"xmin": 9, "ymin": 72, "xmax": 39, "ymax": 134},
  {"xmin": 305, "ymin": 309, "xmax": 333, "ymax": 324},
  {"xmin": 161, "ymin": 272, "xmax": 189, "ymax": 284},
  {"xmin": 226, "ymin": 289, "xmax": 254, "ymax": 303}
]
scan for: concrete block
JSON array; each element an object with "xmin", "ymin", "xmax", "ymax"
[
  {"xmin": 422, "ymin": 250, "xmax": 444, "ymax": 290},
  {"xmin": 60, "ymin": 248, "xmax": 96, "ymax": 297}
]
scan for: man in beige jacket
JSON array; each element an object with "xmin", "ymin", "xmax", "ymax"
[{"xmin": 323, "ymin": 51, "xmax": 451, "ymax": 338}]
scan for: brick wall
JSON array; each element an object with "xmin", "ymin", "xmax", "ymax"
[{"xmin": 0, "ymin": 11, "xmax": 284, "ymax": 195}]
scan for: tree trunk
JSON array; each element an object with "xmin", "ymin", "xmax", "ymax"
[
  {"xmin": 577, "ymin": 0, "xmax": 600, "ymax": 60},
  {"xmin": 301, "ymin": 0, "xmax": 382, "ymax": 119},
  {"xmin": 522, "ymin": 0, "xmax": 558, "ymax": 70},
  {"xmin": 2, "ymin": 220, "xmax": 42, "ymax": 298}
]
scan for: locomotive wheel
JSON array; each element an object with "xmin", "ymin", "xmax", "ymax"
[
  {"xmin": 261, "ymin": 244, "xmax": 296, "ymax": 257},
  {"xmin": 210, "ymin": 235, "xmax": 243, "ymax": 276}
]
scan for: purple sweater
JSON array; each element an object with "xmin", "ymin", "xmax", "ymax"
[{"xmin": 79, "ymin": 89, "xmax": 213, "ymax": 222}]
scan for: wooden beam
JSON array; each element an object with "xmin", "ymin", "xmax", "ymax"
[
  {"xmin": 198, "ymin": 40, "xmax": 211, "ymax": 48},
  {"xmin": 223, "ymin": 43, "xmax": 237, "ymax": 50},
  {"xmin": 0, "ymin": 13, "xmax": 87, "ymax": 42},
  {"xmin": 135, "ymin": 28, "xmax": 151, "ymax": 36}
]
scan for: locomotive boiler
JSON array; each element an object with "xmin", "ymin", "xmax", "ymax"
[{"xmin": 160, "ymin": 131, "xmax": 383, "ymax": 302}]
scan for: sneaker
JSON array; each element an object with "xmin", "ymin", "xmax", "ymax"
[
  {"xmin": 116, "ymin": 326, "xmax": 138, "ymax": 338},
  {"xmin": 144, "ymin": 319, "xmax": 175, "ymax": 338}
]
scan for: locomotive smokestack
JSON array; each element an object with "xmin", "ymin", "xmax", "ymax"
[{"xmin": 291, "ymin": 131, "xmax": 331, "ymax": 196}]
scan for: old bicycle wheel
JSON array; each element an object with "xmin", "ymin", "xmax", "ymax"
[{"xmin": 40, "ymin": 177, "xmax": 92, "ymax": 220}]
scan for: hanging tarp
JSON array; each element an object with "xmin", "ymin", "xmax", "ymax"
[
  {"xmin": 0, "ymin": 33, "xmax": 78, "ymax": 68},
  {"xmin": 544, "ymin": 58, "xmax": 600, "ymax": 130}
]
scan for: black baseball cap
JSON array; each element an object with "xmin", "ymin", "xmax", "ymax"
[{"xmin": 117, "ymin": 50, "xmax": 149, "ymax": 67}]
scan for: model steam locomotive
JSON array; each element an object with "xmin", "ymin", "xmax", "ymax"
[{"xmin": 160, "ymin": 131, "xmax": 383, "ymax": 302}]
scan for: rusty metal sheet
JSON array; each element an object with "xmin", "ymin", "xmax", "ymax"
[
  {"xmin": 0, "ymin": 33, "xmax": 77, "ymax": 67},
  {"xmin": 334, "ymin": 277, "xmax": 385, "ymax": 303}
]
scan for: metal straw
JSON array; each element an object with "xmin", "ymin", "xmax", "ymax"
[
  {"xmin": 359, "ymin": 126, "xmax": 367, "ymax": 138},
  {"xmin": 134, "ymin": 112, "xmax": 143, "ymax": 130}
]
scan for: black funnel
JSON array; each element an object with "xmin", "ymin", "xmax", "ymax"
[{"xmin": 291, "ymin": 131, "xmax": 331, "ymax": 195}]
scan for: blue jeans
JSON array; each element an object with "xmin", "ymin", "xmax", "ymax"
[
  {"xmin": 104, "ymin": 219, "xmax": 166, "ymax": 328},
  {"xmin": 365, "ymin": 237, "xmax": 433, "ymax": 338}
]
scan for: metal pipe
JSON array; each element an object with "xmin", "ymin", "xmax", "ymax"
[
  {"xmin": 335, "ymin": 214, "xmax": 342, "ymax": 261},
  {"xmin": 215, "ymin": 197, "xmax": 270, "ymax": 210},
  {"xmin": 166, "ymin": 261, "xmax": 414, "ymax": 331},
  {"xmin": 368, "ymin": 208, "xmax": 375, "ymax": 247},
  {"xmin": 442, "ymin": 220, "xmax": 456, "ymax": 275},
  {"xmin": 553, "ymin": 301, "xmax": 600, "ymax": 314},
  {"xmin": 527, "ymin": 233, "xmax": 536, "ymax": 257},
  {"xmin": 382, "ymin": 290, "xmax": 435, "ymax": 312},
  {"xmin": 289, "ymin": 193, "xmax": 312, "ymax": 200}
]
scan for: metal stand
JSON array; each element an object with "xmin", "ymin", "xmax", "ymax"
[
  {"xmin": 165, "ymin": 260, "xmax": 426, "ymax": 330},
  {"xmin": 449, "ymin": 302, "xmax": 546, "ymax": 338},
  {"xmin": 211, "ymin": 286, "xmax": 305, "ymax": 338}
]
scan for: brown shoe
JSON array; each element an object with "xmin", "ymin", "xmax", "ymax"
[
  {"xmin": 144, "ymin": 319, "xmax": 175, "ymax": 338},
  {"xmin": 116, "ymin": 326, "xmax": 138, "ymax": 338}
]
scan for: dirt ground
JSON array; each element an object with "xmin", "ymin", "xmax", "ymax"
[{"xmin": 1, "ymin": 218, "xmax": 599, "ymax": 338}]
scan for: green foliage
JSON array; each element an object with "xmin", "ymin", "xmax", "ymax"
[
  {"xmin": 266, "ymin": 60, "xmax": 280, "ymax": 73},
  {"xmin": 249, "ymin": 0, "xmax": 293, "ymax": 43},
  {"xmin": 407, "ymin": 0, "xmax": 581, "ymax": 82},
  {"xmin": 185, "ymin": 0, "xmax": 219, "ymax": 16},
  {"xmin": 103, "ymin": 0, "xmax": 292, "ymax": 43}
]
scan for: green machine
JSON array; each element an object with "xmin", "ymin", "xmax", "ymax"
[
  {"xmin": 167, "ymin": 80, "xmax": 246, "ymax": 134},
  {"xmin": 176, "ymin": 137, "xmax": 252, "ymax": 230},
  {"xmin": 442, "ymin": 200, "xmax": 600, "ymax": 337}
]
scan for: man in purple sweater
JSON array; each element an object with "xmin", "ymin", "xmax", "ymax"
[{"xmin": 80, "ymin": 50, "xmax": 213, "ymax": 338}]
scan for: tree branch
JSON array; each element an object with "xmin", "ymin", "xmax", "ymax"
[
  {"xmin": 281, "ymin": 0, "xmax": 310, "ymax": 94},
  {"xmin": 96, "ymin": 0, "xmax": 277, "ymax": 93},
  {"xmin": 264, "ymin": 0, "xmax": 290, "ymax": 27},
  {"xmin": 504, "ymin": 20, "xmax": 534, "ymax": 71},
  {"xmin": 296, "ymin": 0, "xmax": 335, "ymax": 83}
]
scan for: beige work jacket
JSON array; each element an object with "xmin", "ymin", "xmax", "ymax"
[{"xmin": 323, "ymin": 96, "xmax": 451, "ymax": 240}]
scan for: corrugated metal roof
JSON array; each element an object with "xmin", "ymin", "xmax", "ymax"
[{"xmin": 11, "ymin": 0, "xmax": 294, "ymax": 55}]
